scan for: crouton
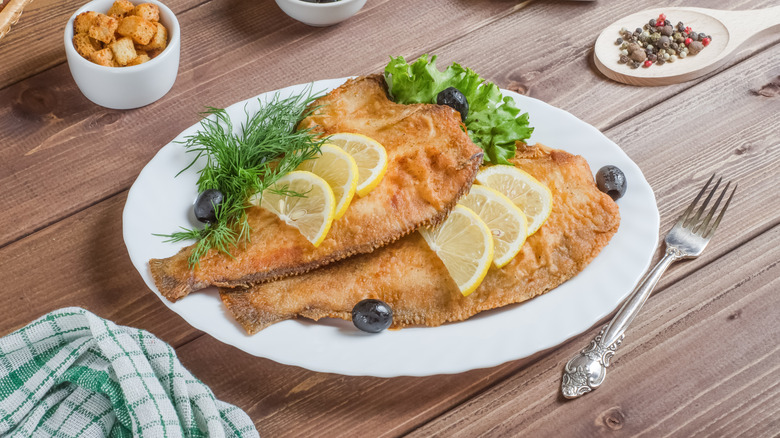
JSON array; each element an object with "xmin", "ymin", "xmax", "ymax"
[
  {"xmin": 73, "ymin": 33, "xmax": 103, "ymax": 58},
  {"xmin": 132, "ymin": 3, "xmax": 159, "ymax": 22},
  {"xmin": 117, "ymin": 15, "xmax": 155, "ymax": 45},
  {"xmin": 109, "ymin": 36, "xmax": 137, "ymax": 65},
  {"xmin": 75, "ymin": 0, "xmax": 171, "ymax": 67},
  {"xmin": 107, "ymin": 0, "xmax": 135, "ymax": 18},
  {"xmin": 88, "ymin": 14, "xmax": 119, "ymax": 44},
  {"xmin": 126, "ymin": 51, "xmax": 151, "ymax": 66},
  {"xmin": 146, "ymin": 48, "xmax": 163, "ymax": 58},
  {"xmin": 89, "ymin": 48, "xmax": 115, "ymax": 67},
  {"xmin": 74, "ymin": 11, "xmax": 98, "ymax": 34},
  {"xmin": 138, "ymin": 22, "xmax": 167, "ymax": 51}
]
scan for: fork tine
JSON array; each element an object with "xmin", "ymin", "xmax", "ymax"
[
  {"xmin": 688, "ymin": 177, "xmax": 721, "ymax": 229},
  {"xmin": 678, "ymin": 174, "xmax": 714, "ymax": 226},
  {"xmin": 696, "ymin": 180, "xmax": 730, "ymax": 234},
  {"xmin": 704, "ymin": 183, "xmax": 736, "ymax": 239}
]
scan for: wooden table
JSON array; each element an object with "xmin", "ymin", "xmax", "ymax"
[{"xmin": 2, "ymin": 0, "xmax": 779, "ymax": 435}]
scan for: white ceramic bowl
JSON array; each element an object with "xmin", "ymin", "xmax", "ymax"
[
  {"xmin": 274, "ymin": 0, "xmax": 367, "ymax": 27},
  {"xmin": 64, "ymin": 0, "xmax": 180, "ymax": 109}
]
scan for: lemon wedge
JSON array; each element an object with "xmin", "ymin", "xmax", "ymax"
[
  {"xmin": 459, "ymin": 185, "xmax": 528, "ymax": 268},
  {"xmin": 296, "ymin": 143, "xmax": 358, "ymax": 220},
  {"xmin": 255, "ymin": 171, "xmax": 336, "ymax": 247},
  {"xmin": 476, "ymin": 166, "xmax": 553, "ymax": 236},
  {"xmin": 326, "ymin": 133, "xmax": 388, "ymax": 197},
  {"xmin": 419, "ymin": 205, "xmax": 494, "ymax": 296}
]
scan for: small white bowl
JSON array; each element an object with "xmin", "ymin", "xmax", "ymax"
[
  {"xmin": 274, "ymin": 0, "xmax": 367, "ymax": 27},
  {"xmin": 64, "ymin": 0, "xmax": 180, "ymax": 109}
]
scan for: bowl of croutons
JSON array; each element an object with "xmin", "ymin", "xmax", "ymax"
[{"xmin": 64, "ymin": 0, "xmax": 180, "ymax": 109}]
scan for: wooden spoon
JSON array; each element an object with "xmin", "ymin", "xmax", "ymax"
[
  {"xmin": 0, "ymin": 0, "xmax": 35, "ymax": 40},
  {"xmin": 594, "ymin": 6, "xmax": 780, "ymax": 86}
]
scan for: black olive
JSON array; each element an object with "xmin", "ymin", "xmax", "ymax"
[
  {"xmin": 596, "ymin": 166, "xmax": 627, "ymax": 200},
  {"xmin": 194, "ymin": 189, "xmax": 224, "ymax": 223},
  {"xmin": 352, "ymin": 299, "xmax": 393, "ymax": 333},
  {"xmin": 436, "ymin": 87, "xmax": 469, "ymax": 122}
]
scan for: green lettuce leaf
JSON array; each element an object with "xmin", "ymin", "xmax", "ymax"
[{"xmin": 384, "ymin": 54, "xmax": 533, "ymax": 164}]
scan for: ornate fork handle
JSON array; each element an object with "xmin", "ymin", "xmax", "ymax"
[{"xmin": 561, "ymin": 247, "xmax": 681, "ymax": 399}]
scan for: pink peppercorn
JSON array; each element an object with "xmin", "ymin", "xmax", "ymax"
[
  {"xmin": 702, "ymin": 37, "xmax": 711, "ymax": 46},
  {"xmin": 684, "ymin": 37, "xmax": 692, "ymax": 46},
  {"xmin": 685, "ymin": 26, "xmax": 692, "ymax": 34},
  {"xmin": 643, "ymin": 60, "xmax": 652, "ymax": 68}
]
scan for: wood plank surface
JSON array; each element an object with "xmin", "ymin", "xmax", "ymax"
[
  {"xmin": 176, "ymin": 339, "xmax": 525, "ymax": 438},
  {"xmin": 0, "ymin": 192, "xmax": 201, "ymax": 346},
  {"xmin": 410, "ymin": 225, "xmax": 780, "ymax": 437},
  {"xmin": 420, "ymin": 0, "xmax": 780, "ymax": 130},
  {"xmin": 1, "ymin": 0, "xmax": 778, "ymax": 435},
  {"xmin": 0, "ymin": 0, "xmax": 201, "ymax": 89},
  {"xmin": 3, "ymin": 0, "xmax": 776, "ymax": 248},
  {"xmin": 0, "ymin": 0, "xmax": 521, "ymax": 247},
  {"xmin": 168, "ymin": 41, "xmax": 780, "ymax": 436}
]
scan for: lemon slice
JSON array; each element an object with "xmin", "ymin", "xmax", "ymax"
[
  {"xmin": 459, "ymin": 185, "xmax": 528, "ymax": 268},
  {"xmin": 296, "ymin": 143, "xmax": 358, "ymax": 220},
  {"xmin": 419, "ymin": 205, "xmax": 494, "ymax": 296},
  {"xmin": 255, "ymin": 171, "xmax": 336, "ymax": 247},
  {"xmin": 326, "ymin": 133, "xmax": 388, "ymax": 197},
  {"xmin": 476, "ymin": 166, "xmax": 553, "ymax": 236}
]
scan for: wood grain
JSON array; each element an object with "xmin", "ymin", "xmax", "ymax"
[
  {"xmin": 409, "ymin": 225, "xmax": 780, "ymax": 437},
  {"xmin": 0, "ymin": 0, "xmax": 778, "ymax": 435},
  {"xmin": 0, "ymin": 193, "xmax": 201, "ymax": 347},
  {"xmin": 2, "ymin": 0, "xmax": 777, "ymax": 248},
  {"xmin": 0, "ymin": 0, "xmax": 432, "ymax": 87},
  {"xmin": 0, "ymin": 0, "xmax": 521, "ymax": 247},
  {"xmin": 0, "ymin": 2, "xmax": 775, "ymax": 328},
  {"xmin": 604, "ymin": 42, "xmax": 780, "ymax": 276},
  {"xmin": 0, "ymin": 0, "xmax": 202, "ymax": 89},
  {"xmin": 0, "ymin": 0, "xmax": 34, "ymax": 41},
  {"xmin": 415, "ymin": 0, "xmax": 779, "ymax": 130},
  {"xmin": 165, "ymin": 43, "xmax": 779, "ymax": 436},
  {"xmin": 176, "ymin": 338, "xmax": 527, "ymax": 438},
  {"xmin": 593, "ymin": 6, "xmax": 780, "ymax": 86}
]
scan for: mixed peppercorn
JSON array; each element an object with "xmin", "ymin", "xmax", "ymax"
[{"xmin": 616, "ymin": 13, "xmax": 711, "ymax": 69}]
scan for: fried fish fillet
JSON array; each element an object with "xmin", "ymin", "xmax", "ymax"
[
  {"xmin": 150, "ymin": 75, "xmax": 483, "ymax": 301},
  {"xmin": 220, "ymin": 144, "xmax": 621, "ymax": 333}
]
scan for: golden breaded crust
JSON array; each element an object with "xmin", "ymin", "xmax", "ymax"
[
  {"xmin": 150, "ymin": 75, "xmax": 483, "ymax": 301},
  {"xmin": 221, "ymin": 144, "xmax": 621, "ymax": 334}
]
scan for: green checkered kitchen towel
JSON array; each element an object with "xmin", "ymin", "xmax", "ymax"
[{"xmin": 0, "ymin": 307, "xmax": 259, "ymax": 437}]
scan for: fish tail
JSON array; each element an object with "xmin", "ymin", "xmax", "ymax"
[
  {"xmin": 220, "ymin": 289, "xmax": 286, "ymax": 335},
  {"xmin": 149, "ymin": 258, "xmax": 195, "ymax": 302}
]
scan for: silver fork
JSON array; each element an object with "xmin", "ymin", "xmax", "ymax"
[{"xmin": 561, "ymin": 174, "xmax": 736, "ymax": 399}]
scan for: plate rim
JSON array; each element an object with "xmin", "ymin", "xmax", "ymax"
[{"xmin": 123, "ymin": 76, "xmax": 659, "ymax": 377}]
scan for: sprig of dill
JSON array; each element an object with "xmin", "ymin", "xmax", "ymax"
[{"xmin": 157, "ymin": 86, "xmax": 327, "ymax": 266}]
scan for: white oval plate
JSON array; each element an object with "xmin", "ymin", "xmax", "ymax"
[{"xmin": 123, "ymin": 77, "xmax": 659, "ymax": 377}]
